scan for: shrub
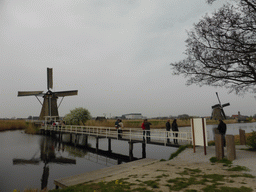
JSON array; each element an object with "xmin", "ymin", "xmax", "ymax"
[{"xmin": 246, "ymin": 131, "xmax": 256, "ymax": 150}]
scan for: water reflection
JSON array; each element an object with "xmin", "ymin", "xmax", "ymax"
[
  {"xmin": 13, "ymin": 137, "xmax": 76, "ymax": 190},
  {"xmin": 12, "ymin": 135, "xmax": 138, "ymax": 190}
]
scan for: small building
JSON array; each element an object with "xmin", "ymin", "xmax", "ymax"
[
  {"xmin": 95, "ymin": 116, "xmax": 106, "ymax": 121},
  {"xmin": 121, "ymin": 113, "xmax": 143, "ymax": 119},
  {"xmin": 231, "ymin": 111, "xmax": 248, "ymax": 122}
]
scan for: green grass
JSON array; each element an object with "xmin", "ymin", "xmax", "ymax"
[
  {"xmin": 49, "ymin": 170, "xmax": 255, "ymax": 192},
  {"xmin": 169, "ymin": 145, "xmax": 190, "ymax": 160},
  {"xmin": 226, "ymin": 165, "xmax": 249, "ymax": 172},
  {"xmin": 209, "ymin": 157, "xmax": 232, "ymax": 166},
  {"xmin": 143, "ymin": 180, "xmax": 159, "ymax": 188}
]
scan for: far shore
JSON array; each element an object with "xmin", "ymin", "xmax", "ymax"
[{"xmin": 0, "ymin": 118, "xmax": 252, "ymax": 133}]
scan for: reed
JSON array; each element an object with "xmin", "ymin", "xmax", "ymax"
[
  {"xmin": 0, "ymin": 120, "xmax": 27, "ymax": 131},
  {"xmin": 0, "ymin": 120, "xmax": 39, "ymax": 134},
  {"xmin": 83, "ymin": 118, "xmax": 240, "ymax": 129},
  {"xmin": 84, "ymin": 119, "xmax": 196, "ymax": 128}
]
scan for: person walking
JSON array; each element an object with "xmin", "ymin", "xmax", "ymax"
[
  {"xmin": 144, "ymin": 119, "xmax": 152, "ymax": 142},
  {"xmin": 172, "ymin": 119, "xmax": 179, "ymax": 144},
  {"xmin": 217, "ymin": 119, "xmax": 227, "ymax": 147},
  {"xmin": 166, "ymin": 119, "xmax": 171, "ymax": 143}
]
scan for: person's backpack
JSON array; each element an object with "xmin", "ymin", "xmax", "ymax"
[{"xmin": 115, "ymin": 121, "xmax": 120, "ymax": 128}]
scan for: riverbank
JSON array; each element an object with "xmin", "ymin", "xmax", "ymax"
[{"xmin": 50, "ymin": 145, "xmax": 256, "ymax": 192}]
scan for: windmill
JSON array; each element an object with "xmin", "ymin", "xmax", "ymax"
[
  {"xmin": 18, "ymin": 68, "xmax": 78, "ymax": 120},
  {"xmin": 211, "ymin": 92, "xmax": 230, "ymax": 120}
]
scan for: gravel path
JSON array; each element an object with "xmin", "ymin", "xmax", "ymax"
[{"xmin": 172, "ymin": 145, "xmax": 256, "ymax": 176}]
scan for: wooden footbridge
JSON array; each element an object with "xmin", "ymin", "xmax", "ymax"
[
  {"xmin": 40, "ymin": 124, "xmax": 192, "ymax": 159},
  {"xmin": 40, "ymin": 124, "xmax": 192, "ymax": 189}
]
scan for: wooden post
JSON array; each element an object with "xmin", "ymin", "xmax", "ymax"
[
  {"xmin": 129, "ymin": 142, "xmax": 134, "ymax": 161},
  {"xmin": 96, "ymin": 137, "xmax": 99, "ymax": 152},
  {"xmin": 239, "ymin": 129, "xmax": 246, "ymax": 145},
  {"xmin": 226, "ymin": 135, "xmax": 236, "ymax": 161},
  {"xmin": 191, "ymin": 118, "xmax": 196, "ymax": 153},
  {"xmin": 142, "ymin": 142, "xmax": 146, "ymax": 158},
  {"xmin": 84, "ymin": 135, "xmax": 88, "ymax": 148},
  {"xmin": 108, "ymin": 138, "xmax": 112, "ymax": 152},
  {"xmin": 74, "ymin": 134, "xmax": 78, "ymax": 146},
  {"xmin": 202, "ymin": 118, "xmax": 207, "ymax": 155},
  {"xmin": 69, "ymin": 134, "xmax": 73, "ymax": 144},
  {"xmin": 215, "ymin": 134, "xmax": 224, "ymax": 160}
]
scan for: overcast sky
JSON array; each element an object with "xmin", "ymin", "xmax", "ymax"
[{"xmin": 1, "ymin": 0, "xmax": 255, "ymax": 119}]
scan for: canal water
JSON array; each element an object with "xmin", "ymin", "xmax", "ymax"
[
  {"xmin": 0, "ymin": 130, "xmax": 177, "ymax": 191},
  {"xmin": 1, "ymin": 122, "xmax": 256, "ymax": 191}
]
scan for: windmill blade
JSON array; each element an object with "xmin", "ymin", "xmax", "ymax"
[
  {"xmin": 212, "ymin": 104, "xmax": 221, "ymax": 109},
  {"xmin": 13, "ymin": 158, "xmax": 40, "ymax": 165},
  {"xmin": 221, "ymin": 109, "xmax": 227, "ymax": 119},
  {"xmin": 54, "ymin": 90, "xmax": 78, "ymax": 97},
  {"xmin": 216, "ymin": 92, "xmax": 221, "ymax": 105},
  {"xmin": 18, "ymin": 91, "xmax": 44, "ymax": 97},
  {"xmin": 222, "ymin": 103, "xmax": 230, "ymax": 108},
  {"xmin": 47, "ymin": 68, "xmax": 53, "ymax": 90}
]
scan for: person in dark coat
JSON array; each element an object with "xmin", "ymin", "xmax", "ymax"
[
  {"xmin": 166, "ymin": 119, "xmax": 171, "ymax": 143},
  {"xmin": 217, "ymin": 119, "xmax": 227, "ymax": 146},
  {"xmin": 144, "ymin": 119, "xmax": 152, "ymax": 142},
  {"xmin": 172, "ymin": 119, "xmax": 179, "ymax": 144},
  {"xmin": 115, "ymin": 119, "xmax": 122, "ymax": 139}
]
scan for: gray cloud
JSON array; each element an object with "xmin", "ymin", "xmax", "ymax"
[{"xmin": 1, "ymin": 0, "xmax": 252, "ymax": 119}]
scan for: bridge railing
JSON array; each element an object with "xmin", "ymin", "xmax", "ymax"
[{"xmin": 41, "ymin": 125, "xmax": 192, "ymax": 145}]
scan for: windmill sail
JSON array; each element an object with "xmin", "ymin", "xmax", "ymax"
[
  {"xmin": 47, "ymin": 68, "xmax": 53, "ymax": 90},
  {"xmin": 54, "ymin": 90, "xmax": 78, "ymax": 97},
  {"xmin": 18, "ymin": 68, "xmax": 78, "ymax": 120},
  {"xmin": 18, "ymin": 91, "xmax": 43, "ymax": 96}
]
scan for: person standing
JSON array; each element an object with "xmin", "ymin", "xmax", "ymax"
[
  {"xmin": 144, "ymin": 119, "xmax": 152, "ymax": 142},
  {"xmin": 118, "ymin": 119, "xmax": 124, "ymax": 139},
  {"xmin": 115, "ymin": 119, "xmax": 121, "ymax": 139},
  {"xmin": 172, "ymin": 119, "xmax": 179, "ymax": 144},
  {"xmin": 166, "ymin": 119, "xmax": 171, "ymax": 143},
  {"xmin": 217, "ymin": 119, "xmax": 227, "ymax": 147},
  {"xmin": 141, "ymin": 119, "xmax": 146, "ymax": 141}
]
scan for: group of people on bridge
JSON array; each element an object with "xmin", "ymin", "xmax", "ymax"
[{"xmin": 114, "ymin": 119, "xmax": 180, "ymax": 144}]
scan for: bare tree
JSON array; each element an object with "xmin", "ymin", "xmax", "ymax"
[{"xmin": 170, "ymin": 0, "xmax": 256, "ymax": 94}]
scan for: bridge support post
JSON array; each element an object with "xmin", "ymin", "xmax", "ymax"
[
  {"xmin": 84, "ymin": 135, "xmax": 88, "ymax": 148},
  {"xmin": 74, "ymin": 134, "xmax": 79, "ymax": 146},
  {"xmin": 129, "ymin": 142, "xmax": 133, "ymax": 161},
  {"xmin": 96, "ymin": 137, "xmax": 99, "ymax": 152},
  {"xmin": 142, "ymin": 142, "xmax": 146, "ymax": 158},
  {"xmin": 108, "ymin": 138, "xmax": 112, "ymax": 152},
  {"xmin": 69, "ymin": 134, "xmax": 73, "ymax": 144},
  {"xmin": 58, "ymin": 132, "xmax": 63, "ymax": 142}
]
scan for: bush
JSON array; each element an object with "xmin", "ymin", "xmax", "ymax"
[{"xmin": 246, "ymin": 131, "xmax": 256, "ymax": 150}]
